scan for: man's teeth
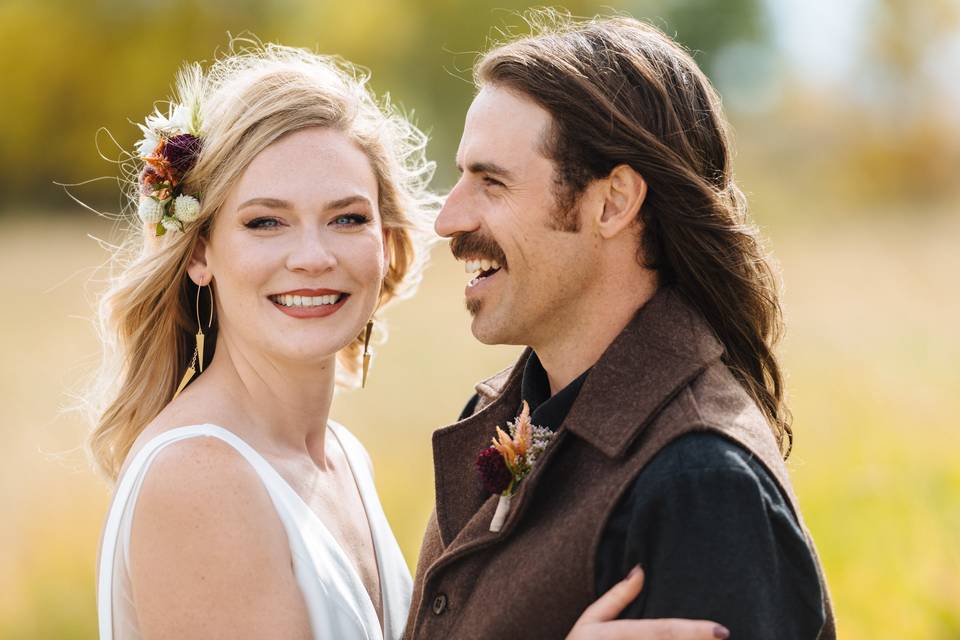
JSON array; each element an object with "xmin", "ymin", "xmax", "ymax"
[
  {"xmin": 272, "ymin": 294, "xmax": 341, "ymax": 307},
  {"xmin": 464, "ymin": 258, "xmax": 502, "ymax": 274}
]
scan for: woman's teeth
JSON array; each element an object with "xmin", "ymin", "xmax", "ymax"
[{"xmin": 271, "ymin": 294, "xmax": 341, "ymax": 307}]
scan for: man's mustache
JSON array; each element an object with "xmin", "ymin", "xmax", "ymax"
[{"xmin": 449, "ymin": 232, "xmax": 508, "ymax": 271}]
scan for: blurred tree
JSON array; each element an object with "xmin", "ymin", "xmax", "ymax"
[
  {"xmin": 0, "ymin": 0, "xmax": 773, "ymax": 210},
  {"xmin": 638, "ymin": 0, "xmax": 769, "ymax": 71},
  {"xmin": 842, "ymin": 0, "xmax": 960, "ymax": 205}
]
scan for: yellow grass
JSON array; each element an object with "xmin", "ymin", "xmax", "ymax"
[{"xmin": 0, "ymin": 213, "xmax": 956, "ymax": 638}]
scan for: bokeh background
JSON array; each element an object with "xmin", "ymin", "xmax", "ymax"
[{"xmin": 1, "ymin": 0, "xmax": 958, "ymax": 637}]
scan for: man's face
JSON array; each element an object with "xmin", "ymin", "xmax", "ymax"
[{"xmin": 435, "ymin": 85, "xmax": 601, "ymax": 348}]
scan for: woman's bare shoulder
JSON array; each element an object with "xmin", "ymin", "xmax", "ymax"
[{"xmin": 127, "ymin": 435, "xmax": 312, "ymax": 639}]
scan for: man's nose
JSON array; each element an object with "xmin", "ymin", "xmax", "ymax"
[{"xmin": 435, "ymin": 179, "xmax": 480, "ymax": 238}]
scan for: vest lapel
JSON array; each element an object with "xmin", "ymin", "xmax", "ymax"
[
  {"xmin": 563, "ymin": 287, "xmax": 724, "ymax": 458},
  {"xmin": 429, "ymin": 288, "xmax": 725, "ymax": 566},
  {"xmin": 431, "ymin": 355, "xmax": 526, "ymax": 547}
]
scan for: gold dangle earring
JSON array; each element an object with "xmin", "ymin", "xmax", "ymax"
[
  {"xmin": 173, "ymin": 277, "xmax": 214, "ymax": 400},
  {"xmin": 361, "ymin": 318, "xmax": 374, "ymax": 388}
]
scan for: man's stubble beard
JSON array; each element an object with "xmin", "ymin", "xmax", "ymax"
[{"xmin": 465, "ymin": 297, "xmax": 482, "ymax": 316}]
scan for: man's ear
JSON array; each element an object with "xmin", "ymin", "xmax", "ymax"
[
  {"xmin": 186, "ymin": 236, "xmax": 210, "ymax": 286},
  {"xmin": 597, "ymin": 164, "xmax": 647, "ymax": 239}
]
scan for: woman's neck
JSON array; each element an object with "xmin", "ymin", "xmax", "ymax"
[{"xmin": 179, "ymin": 338, "xmax": 338, "ymax": 467}]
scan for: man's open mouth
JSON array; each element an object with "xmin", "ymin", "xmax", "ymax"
[{"xmin": 464, "ymin": 258, "xmax": 503, "ymax": 287}]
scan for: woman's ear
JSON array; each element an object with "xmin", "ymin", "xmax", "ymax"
[
  {"xmin": 186, "ymin": 236, "xmax": 210, "ymax": 286},
  {"xmin": 597, "ymin": 164, "xmax": 647, "ymax": 240}
]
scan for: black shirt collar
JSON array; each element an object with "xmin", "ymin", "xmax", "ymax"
[{"xmin": 519, "ymin": 351, "xmax": 591, "ymax": 432}]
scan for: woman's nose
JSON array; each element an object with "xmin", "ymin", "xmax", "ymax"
[{"xmin": 285, "ymin": 229, "xmax": 338, "ymax": 274}]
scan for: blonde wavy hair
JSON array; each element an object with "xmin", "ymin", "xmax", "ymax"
[{"xmin": 87, "ymin": 41, "xmax": 439, "ymax": 481}]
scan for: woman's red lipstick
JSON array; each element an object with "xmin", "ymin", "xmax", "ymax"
[{"xmin": 269, "ymin": 288, "xmax": 350, "ymax": 319}]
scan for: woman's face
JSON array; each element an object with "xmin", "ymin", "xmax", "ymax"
[{"xmin": 194, "ymin": 126, "xmax": 387, "ymax": 368}]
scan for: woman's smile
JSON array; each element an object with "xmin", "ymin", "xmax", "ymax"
[{"xmin": 268, "ymin": 288, "xmax": 351, "ymax": 319}]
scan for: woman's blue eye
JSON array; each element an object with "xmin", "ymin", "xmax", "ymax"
[
  {"xmin": 245, "ymin": 217, "xmax": 281, "ymax": 229},
  {"xmin": 332, "ymin": 213, "xmax": 370, "ymax": 226}
]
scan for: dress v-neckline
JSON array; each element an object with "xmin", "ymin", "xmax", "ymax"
[
  {"xmin": 202, "ymin": 422, "xmax": 387, "ymax": 638},
  {"xmin": 324, "ymin": 422, "xmax": 387, "ymax": 636}
]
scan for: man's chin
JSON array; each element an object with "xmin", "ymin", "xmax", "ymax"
[{"xmin": 468, "ymin": 309, "xmax": 520, "ymax": 346}]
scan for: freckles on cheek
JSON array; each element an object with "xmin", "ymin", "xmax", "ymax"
[
  {"xmin": 352, "ymin": 233, "xmax": 388, "ymax": 281},
  {"xmin": 223, "ymin": 245, "xmax": 279, "ymax": 305}
]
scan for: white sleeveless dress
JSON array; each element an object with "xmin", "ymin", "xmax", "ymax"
[{"xmin": 97, "ymin": 422, "xmax": 412, "ymax": 640}]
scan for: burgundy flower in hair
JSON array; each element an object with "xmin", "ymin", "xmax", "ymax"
[{"xmin": 161, "ymin": 133, "xmax": 202, "ymax": 174}]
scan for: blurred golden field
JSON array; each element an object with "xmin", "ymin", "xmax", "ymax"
[
  {"xmin": 2, "ymin": 0, "xmax": 959, "ymax": 638},
  {"xmin": 0, "ymin": 208, "xmax": 957, "ymax": 639}
]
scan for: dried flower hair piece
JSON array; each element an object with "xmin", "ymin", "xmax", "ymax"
[{"xmin": 135, "ymin": 72, "xmax": 204, "ymax": 237}]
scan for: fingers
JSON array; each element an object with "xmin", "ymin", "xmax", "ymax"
[
  {"xmin": 586, "ymin": 619, "xmax": 729, "ymax": 640},
  {"xmin": 576, "ymin": 565, "xmax": 645, "ymax": 624},
  {"xmin": 569, "ymin": 567, "xmax": 729, "ymax": 640}
]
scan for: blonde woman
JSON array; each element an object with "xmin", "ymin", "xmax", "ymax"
[{"xmin": 91, "ymin": 43, "xmax": 723, "ymax": 640}]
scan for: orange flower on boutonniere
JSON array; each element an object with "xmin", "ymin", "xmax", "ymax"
[{"xmin": 476, "ymin": 400, "xmax": 553, "ymax": 532}]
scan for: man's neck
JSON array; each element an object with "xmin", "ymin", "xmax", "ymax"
[{"xmin": 534, "ymin": 280, "xmax": 658, "ymax": 395}]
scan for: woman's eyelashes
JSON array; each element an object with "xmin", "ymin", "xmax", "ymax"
[
  {"xmin": 331, "ymin": 213, "xmax": 371, "ymax": 227},
  {"xmin": 244, "ymin": 216, "xmax": 282, "ymax": 230},
  {"xmin": 243, "ymin": 213, "xmax": 371, "ymax": 230}
]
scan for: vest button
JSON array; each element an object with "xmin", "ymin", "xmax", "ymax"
[{"xmin": 432, "ymin": 593, "xmax": 448, "ymax": 615}]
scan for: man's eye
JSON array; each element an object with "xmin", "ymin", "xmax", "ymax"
[
  {"xmin": 482, "ymin": 176, "xmax": 504, "ymax": 187},
  {"xmin": 332, "ymin": 213, "xmax": 371, "ymax": 226},
  {"xmin": 245, "ymin": 217, "xmax": 281, "ymax": 229}
]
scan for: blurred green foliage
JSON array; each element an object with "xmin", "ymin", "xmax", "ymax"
[
  {"xmin": 11, "ymin": 0, "xmax": 957, "ymax": 214},
  {"xmin": 2, "ymin": 0, "xmax": 956, "ymax": 216},
  {"xmin": 5, "ymin": 0, "xmax": 660, "ymax": 206}
]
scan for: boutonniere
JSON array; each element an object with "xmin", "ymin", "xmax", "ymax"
[{"xmin": 475, "ymin": 400, "xmax": 554, "ymax": 532}]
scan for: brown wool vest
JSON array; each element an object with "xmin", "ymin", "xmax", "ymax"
[{"xmin": 403, "ymin": 289, "xmax": 836, "ymax": 640}]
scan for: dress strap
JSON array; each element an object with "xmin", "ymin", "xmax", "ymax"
[{"xmin": 97, "ymin": 424, "xmax": 260, "ymax": 639}]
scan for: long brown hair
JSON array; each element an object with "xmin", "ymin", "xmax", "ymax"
[{"xmin": 477, "ymin": 12, "xmax": 793, "ymax": 457}]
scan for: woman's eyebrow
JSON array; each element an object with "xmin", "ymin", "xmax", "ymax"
[
  {"xmin": 237, "ymin": 197, "xmax": 292, "ymax": 211},
  {"xmin": 237, "ymin": 195, "xmax": 371, "ymax": 211},
  {"xmin": 325, "ymin": 195, "xmax": 371, "ymax": 210}
]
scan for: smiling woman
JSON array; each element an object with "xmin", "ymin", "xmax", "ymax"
[
  {"xmin": 84, "ymin": 41, "xmax": 439, "ymax": 640},
  {"xmin": 88, "ymin": 42, "xmax": 439, "ymax": 481}
]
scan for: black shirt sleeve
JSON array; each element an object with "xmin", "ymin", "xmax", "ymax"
[{"xmin": 595, "ymin": 432, "xmax": 826, "ymax": 640}]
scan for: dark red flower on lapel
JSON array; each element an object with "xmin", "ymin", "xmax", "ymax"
[{"xmin": 476, "ymin": 446, "xmax": 512, "ymax": 495}]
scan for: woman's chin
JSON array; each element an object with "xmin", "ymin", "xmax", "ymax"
[{"xmin": 270, "ymin": 339, "xmax": 357, "ymax": 367}]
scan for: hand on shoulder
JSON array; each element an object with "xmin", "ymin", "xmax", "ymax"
[{"xmin": 128, "ymin": 435, "xmax": 312, "ymax": 640}]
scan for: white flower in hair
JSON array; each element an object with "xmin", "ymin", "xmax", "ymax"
[
  {"xmin": 161, "ymin": 217, "xmax": 182, "ymax": 233},
  {"xmin": 137, "ymin": 108, "xmax": 173, "ymax": 152},
  {"xmin": 168, "ymin": 104, "xmax": 193, "ymax": 134},
  {"xmin": 173, "ymin": 194, "xmax": 201, "ymax": 223},
  {"xmin": 136, "ymin": 129, "xmax": 160, "ymax": 158},
  {"xmin": 137, "ymin": 196, "xmax": 165, "ymax": 224},
  {"xmin": 135, "ymin": 98, "xmax": 199, "ymax": 158}
]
